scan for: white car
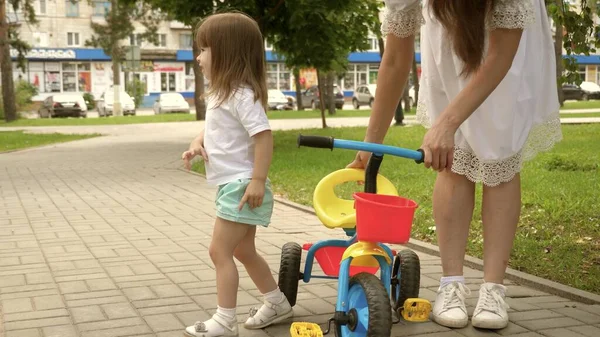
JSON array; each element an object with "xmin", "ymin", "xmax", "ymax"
[
  {"xmin": 153, "ymin": 93, "xmax": 191, "ymax": 114},
  {"xmin": 97, "ymin": 90, "xmax": 136, "ymax": 117},
  {"xmin": 267, "ymin": 89, "xmax": 292, "ymax": 110}
]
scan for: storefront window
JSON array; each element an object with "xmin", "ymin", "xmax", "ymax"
[
  {"xmin": 44, "ymin": 63, "xmax": 61, "ymax": 93},
  {"xmin": 344, "ymin": 65, "xmax": 355, "ymax": 91},
  {"xmin": 78, "ymin": 63, "xmax": 91, "ymax": 92},
  {"xmin": 266, "ymin": 63, "xmax": 291, "ymax": 91},
  {"xmin": 62, "ymin": 63, "xmax": 77, "ymax": 92}
]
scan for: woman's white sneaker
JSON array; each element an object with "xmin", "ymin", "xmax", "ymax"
[
  {"xmin": 472, "ymin": 283, "xmax": 510, "ymax": 329},
  {"xmin": 432, "ymin": 281, "xmax": 471, "ymax": 328}
]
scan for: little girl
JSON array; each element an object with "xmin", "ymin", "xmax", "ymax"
[{"xmin": 181, "ymin": 12, "xmax": 292, "ymax": 337}]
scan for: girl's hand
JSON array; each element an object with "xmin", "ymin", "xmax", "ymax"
[
  {"xmin": 181, "ymin": 146, "xmax": 208, "ymax": 170},
  {"xmin": 420, "ymin": 121, "xmax": 456, "ymax": 171},
  {"xmin": 239, "ymin": 179, "xmax": 265, "ymax": 210}
]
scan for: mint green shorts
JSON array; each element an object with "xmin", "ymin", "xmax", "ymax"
[{"xmin": 216, "ymin": 178, "xmax": 273, "ymax": 227}]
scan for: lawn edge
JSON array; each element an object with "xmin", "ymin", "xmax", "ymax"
[
  {"xmin": 181, "ymin": 166, "xmax": 600, "ymax": 304},
  {"xmin": 0, "ymin": 132, "xmax": 104, "ymax": 154}
]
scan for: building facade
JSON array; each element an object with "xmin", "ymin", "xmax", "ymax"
[{"xmin": 6, "ymin": 0, "xmax": 600, "ymax": 108}]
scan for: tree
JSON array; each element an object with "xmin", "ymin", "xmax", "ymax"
[
  {"xmin": 132, "ymin": 0, "xmax": 216, "ymax": 120},
  {"xmin": 1, "ymin": 0, "xmax": 36, "ymax": 122},
  {"xmin": 546, "ymin": 0, "xmax": 599, "ymax": 105},
  {"xmin": 270, "ymin": 0, "xmax": 382, "ymax": 127},
  {"xmin": 85, "ymin": 0, "xmax": 162, "ymax": 116}
]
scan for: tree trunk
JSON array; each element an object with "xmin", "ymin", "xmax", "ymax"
[
  {"xmin": 111, "ymin": 0, "xmax": 122, "ymax": 116},
  {"xmin": 192, "ymin": 35, "xmax": 206, "ymax": 120},
  {"xmin": 294, "ymin": 68, "xmax": 303, "ymax": 111},
  {"xmin": 327, "ymin": 71, "xmax": 335, "ymax": 115},
  {"xmin": 411, "ymin": 53, "xmax": 419, "ymax": 108},
  {"xmin": 0, "ymin": 0, "xmax": 17, "ymax": 122},
  {"xmin": 554, "ymin": 0, "xmax": 565, "ymax": 106},
  {"xmin": 316, "ymin": 69, "xmax": 327, "ymax": 128}
]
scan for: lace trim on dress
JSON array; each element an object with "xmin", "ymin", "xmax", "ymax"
[
  {"xmin": 381, "ymin": 4, "xmax": 425, "ymax": 39},
  {"xmin": 488, "ymin": 0, "xmax": 535, "ymax": 30},
  {"xmin": 415, "ymin": 101, "xmax": 562, "ymax": 187}
]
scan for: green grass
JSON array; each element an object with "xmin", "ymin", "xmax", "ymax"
[
  {"xmin": 193, "ymin": 124, "xmax": 600, "ymax": 294},
  {"xmin": 559, "ymin": 112, "xmax": 600, "ymax": 118},
  {"xmin": 0, "ymin": 130, "xmax": 100, "ymax": 153},
  {"xmin": 561, "ymin": 100, "xmax": 600, "ymax": 110},
  {"xmin": 0, "ymin": 114, "xmax": 197, "ymax": 127}
]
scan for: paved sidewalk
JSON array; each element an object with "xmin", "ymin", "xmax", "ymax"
[{"xmin": 1, "ymin": 128, "xmax": 599, "ymax": 337}]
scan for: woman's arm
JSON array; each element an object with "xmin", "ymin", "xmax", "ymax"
[
  {"xmin": 364, "ymin": 33, "xmax": 415, "ymax": 144},
  {"xmin": 421, "ymin": 28, "xmax": 524, "ymax": 170},
  {"xmin": 435, "ymin": 28, "xmax": 523, "ymax": 130}
]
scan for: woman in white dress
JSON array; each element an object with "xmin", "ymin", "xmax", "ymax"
[{"xmin": 348, "ymin": 0, "xmax": 562, "ymax": 330}]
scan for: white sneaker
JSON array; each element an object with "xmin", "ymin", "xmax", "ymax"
[
  {"xmin": 243, "ymin": 297, "xmax": 293, "ymax": 329},
  {"xmin": 432, "ymin": 281, "xmax": 471, "ymax": 328},
  {"xmin": 472, "ymin": 283, "xmax": 510, "ymax": 329}
]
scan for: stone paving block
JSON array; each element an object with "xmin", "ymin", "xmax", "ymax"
[
  {"xmin": 58, "ymin": 281, "xmax": 89, "ymax": 294},
  {"xmin": 568, "ymin": 325, "xmax": 600, "ymax": 337},
  {"xmin": 495, "ymin": 322, "xmax": 530, "ymax": 336},
  {"xmin": 151, "ymin": 284, "xmax": 186, "ymax": 298},
  {"xmin": 389, "ymin": 321, "xmax": 451, "ymax": 336},
  {"xmin": 4, "ymin": 308, "xmax": 69, "ymax": 322},
  {"xmin": 4, "ymin": 316, "xmax": 72, "ymax": 331},
  {"xmin": 86, "ymin": 279, "xmax": 118, "ymax": 291},
  {"xmin": 71, "ymin": 306, "xmax": 106, "ymax": 323},
  {"xmin": 77, "ymin": 317, "xmax": 146, "ymax": 332},
  {"xmin": 166, "ymin": 271, "xmax": 199, "ymax": 283},
  {"xmin": 0, "ymin": 274, "xmax": 26, "ymax": 287},
  {"xmin": 2, "ymin": 298, "xmax": 33, "ymax": 313},
  {"xmin": 517, "ymin": 317, "xmax": 586, "ymax": 331},
  {"xmin": 552, "ymin": 307, "xmax": 600, "ymax": 324},
  {"xmin": 67, "ymin": 295, "xmax": 129, "ymax": 308},
  {"xmin": 5, "ymin": 328, "xmax": 41, "ymax": 337},
  {"xmin": 504, "ymin": 298, "xmax": 542, "ymax": 312},
  {"xmin": 508, "ymin": 309, "xmax": 564, "ymax": 322},
  {"xmin": 104, "ymin": 266, "xmax": 135, "ymax": 278},
  {"xmin": 537, "ymin": 328, "xmax": 587, "ymax": 337},
  {"xmin": 64, "ymin": 290, "xmax": 122, "ymax": 301},
  {"xmin": 455, "ymin": 325, "xmax": 502, "ymax": 336},
  {"xmin": 144, "ymin": 313, "xmax": 185, "ymax": 332},
  {"xmin": 33, "ymin": 295, "xmax": 65, "ymax": 310},
  {"xmin": 42, "ymin": 324, "xmax": 78, "ymax": 337},
  {"xmin": 101, "ymin": 303, "xmax": 138, "ymax": 320},
  {"xmin": 80, "ymin": 325, "xmax": 153, "ymax": 337},
  {"xmin": 501, "ymin": 333, "xmax": 544, "ymax": 337}
]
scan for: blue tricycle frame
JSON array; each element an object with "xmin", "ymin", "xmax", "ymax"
[{"xmin": 278, "ymin": 135, "xmax": 424, "ymax": 337}]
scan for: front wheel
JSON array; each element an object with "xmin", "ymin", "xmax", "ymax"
[{"xmin": 340, "ymin": 272, "xmax": 392, "ymax": 337}]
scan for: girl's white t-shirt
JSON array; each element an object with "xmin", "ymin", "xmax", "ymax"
[{"xmin": 203, "ymin": 87, "xmax": 271, "ymax": 186}]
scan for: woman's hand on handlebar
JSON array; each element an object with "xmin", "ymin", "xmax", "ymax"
[{"xmin": 346, "ymin": 151, "xmax": 371, "ymax": 169}]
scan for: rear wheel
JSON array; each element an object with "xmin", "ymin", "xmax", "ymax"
[
  {"xmin": 391, "ymin": 249, "xmax": 420, "ymax": 312},
  {"xmin": 278, "ymin": 242, "xmax": 302, "ymax": 307}
]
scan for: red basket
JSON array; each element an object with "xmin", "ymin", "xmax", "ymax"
[{"xmin": 353, "ymin": 192, "xmax": 418, "ymax": 244}]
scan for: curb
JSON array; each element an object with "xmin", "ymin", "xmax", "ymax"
[
  {"xmin": 181, "ymin": 168, "xmax": 600, "ymax": 305},
  {"xmin": 272, "ymin": 196, "xmax": 600, "ymax": 305}
]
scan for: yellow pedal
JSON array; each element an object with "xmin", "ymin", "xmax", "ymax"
[
  {"xmin": 401, "ymin": 298, "xmax": 432, "ymax": 322},
  {"xmin": 290, "ymin": 322, "xmax": 324, "ymax": 337}
]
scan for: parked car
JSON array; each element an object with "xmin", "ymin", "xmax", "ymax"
[
  {"xmin": 267, "ymin": 89, "xmax": 293, "ymax": 110},
  {"xmin": 300, "ymin": 84, "xmax": 344, "ymax": 110},
  {"xmin": 38, "ymin": 93, "xmax": 88, "ymax": 118},
  {"xmin": 562, "ymin": 84, "xmax": 584, "ymax": 101},
  {"xmin": 153, "ymin": 93, "xmax": 190, "ymax": 114},
  {"xmin": 353, "ymin": 84, "xmax": 416, "ymax": 109},
  {"xmin": 97, "ymin": 89, "xmax": 136, "ymax": 117},
  {"xmin": 352, "ymin": 84, "xmax": 377, "ymax": 108},
  {"xmin": 580, "ymin": 81, "xmax": 600, "ymax": 100}
]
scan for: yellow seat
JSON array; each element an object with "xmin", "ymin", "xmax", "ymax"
[{"xmin": 313, "ymin": 168, "xmax": 398, "ymax": 229}]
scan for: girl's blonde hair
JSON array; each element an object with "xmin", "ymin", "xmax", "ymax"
[{"xmin": 196, "ymin": 12, "xmax": 268, "ymax": 110}]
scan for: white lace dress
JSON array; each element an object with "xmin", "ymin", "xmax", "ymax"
[{"xmin": 382, "ymin": 0, "xmax": 562, "ymax": 186}]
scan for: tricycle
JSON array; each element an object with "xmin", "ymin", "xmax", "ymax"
[{"xmin": 279, "ymin": 134, "xmax": 432, "ymax": 337}]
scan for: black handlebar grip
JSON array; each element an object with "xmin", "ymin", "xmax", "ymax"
[
  {"xmin": 297, "ymin": 134, "xmax": 334, "ymax": 150},
  {"xmin": 415, "ymin": 149, "xmax": 425, "ymax": 164}
]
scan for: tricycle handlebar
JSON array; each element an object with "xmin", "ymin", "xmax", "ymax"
[{"xmin": 297, "ymin": 134, "xmax": 424, "ymax": 164}]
